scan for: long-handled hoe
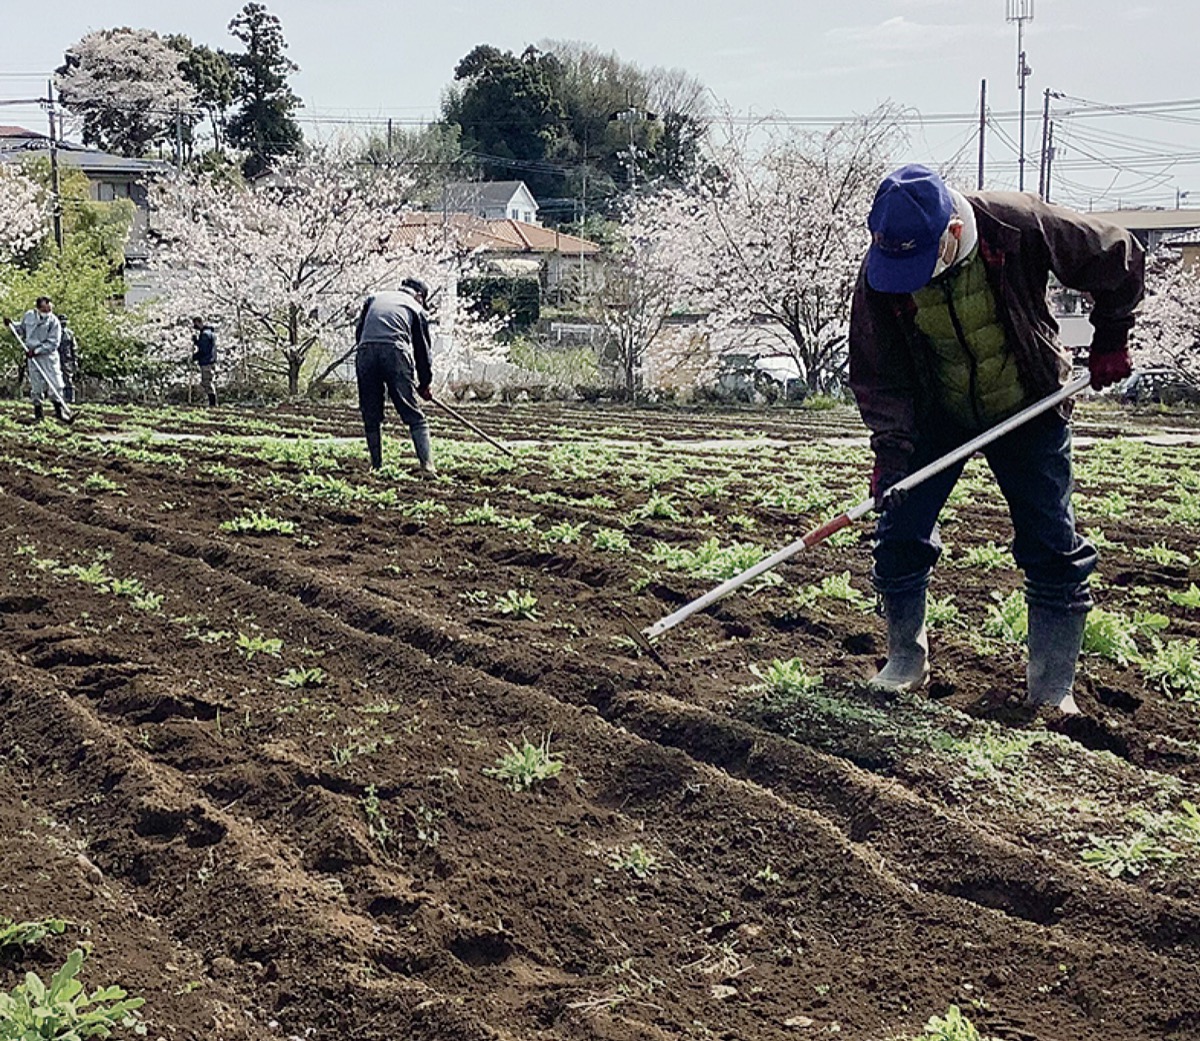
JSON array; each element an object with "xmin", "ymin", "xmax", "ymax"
[
  {"xmin": 429, "ymin": 395, "xmax": 515, "ymax": 458},
  {"xmin": 624, "ymin": 374, "xmax": 1092, "ymax": 665},
  {"xmin": 5, "ymin": 319, "xmax": 74, "ymax": 424}
]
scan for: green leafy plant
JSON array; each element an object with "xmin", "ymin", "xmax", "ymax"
[
  {"xmin": 593, "ymin": 528, "xmax": 632, "ymax": 553},
  {"xmin": 0, "ymin": 917, "xmax": 67, "ymax": 951},
  {"xmin": 494, "ymin": 589, "xmax": 539, "ymax": 620},
  {"xmin": 611, "ymin": 843, "xmax": 658, "ymax": 879},
  {"xmin": 954, "ymin": 541, "xmax": 1010, "ymax": 570},
  {"xmin": 1133, "ymin": 542, "xmax": 1191, "ymax": 568},
  {"xmin": 750, "ymin": 658, "xmax": 824, "ymax": 698},
  {"xmin": 236, "ymin": 633, "xmax": 284, "ymax": 660},
  {"xmin": 1080, "ymin": 833, "xmax": 1181, "ymax": 878},
  {"xmin": 925, "ymin": 594, "xmax": 960, "ymax": 629},
  {"xmin": 1082, "ymin": 609, "xmax": 1140, "ymax": 665},
  {"xmin": 1143, "ymin": 639, "xmax": 1200, "ymax": 700},
  {"xmin": 453, "ymin": 501, "xmax": 502, "ymax": 526},
  {"xmin": 649, "ymin": 537, "xmax": 765, "ymax": 580},
  {"xmin": 984, "ymin": 589, "xmax": 1028, "ymax": 644},
  {"xmin": 0, "ymin": 948, "xmax": 144, "ymax": 1038},
  {"xmin": 400, "ymin": 498, "xmax": 449, "ymax": 520},
  {"xmin": 81, "ymin": 473, "xmax": 122, "ymax": 495},
  {"xmin": 634, "ymin": 492, "xmax": 682, "ymax": 521},
  {"xmin": 219, "ymin": 510, "xmax": 297, "ymax": 536},
  {"xmin": 917, "ymin": 1004, "xmax": 985, "ymax": 1041},
  {"xmin": 542, "ymin": 520, "xmax": 585, "ymax": 544},
  {"xmin": 361, "ymin": 785, "xmax": 397, "ymax": 855},
  {"xmin": 485, "ymin": 734, "xmax": 564, "ymax": 790},
  {"xmin": 1168, "ymin": 584, "xmax": 1200, "ymax": 610},
  {"xmin": 277, "ymin": 666, "xmax": 327, "ymax": 690}
]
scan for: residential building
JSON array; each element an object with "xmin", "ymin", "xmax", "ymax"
[
  {"xmin": 441, "ymin": 180, "xmax": 540, "ymax": 224},
  {"xmin": 398, "ymin": 211, "xmax": 601, "ymax": 296}
]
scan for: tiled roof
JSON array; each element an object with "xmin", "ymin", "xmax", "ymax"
[{"xmin": 397, "ymin": 212, "xmax": 600, "ymax": 255}]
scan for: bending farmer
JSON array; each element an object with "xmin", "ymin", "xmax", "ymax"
[
  {"xmin": 849, "ymin": 165, "xmax": 1144, "ymax": 713},
  {"xmin": 8, "ymin": 296, "xmax": 72, "ymax": 424},
  {"xmin": 354, "ymin": 278, "xmax": 436, "ymax": 476}
]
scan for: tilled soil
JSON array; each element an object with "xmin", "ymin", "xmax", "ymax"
[{"xmin": 0, "ymin": 399, "xmax": 1198, "ymax": 1041}]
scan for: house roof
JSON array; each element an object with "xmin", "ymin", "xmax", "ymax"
[
  {"xmin": 1086, "ymin": 208, "xmax": 1200, "ymax": 231},
  {"xmin": 398, "ymin": 211, "xmax": 600, "ymax": 255},
  {"xmin": 0, "ymin": 125, "xmax": 168, "ymax": 177},
  {"xmin": 442, "ymin": 180, "xmax": 536, "ymax": 211}
]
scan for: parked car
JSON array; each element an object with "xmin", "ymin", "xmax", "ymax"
[{"xmin": 1118, "ymin": 367, "xmax": 1200, "ymax": 406}]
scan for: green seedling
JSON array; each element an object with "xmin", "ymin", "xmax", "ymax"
[
  {"xmin": 400, "ymin": 498, "xmax": 449, "ymax": 520},
  {"xmin": 219, "ymin": 510, "xmax": 297, "ymax": 536},
  {"xmin": 0, "ymin": 948, "xmax": 144, "ymax": 1038},
  {"xmin": 453, "ymin": 501, "xmax": 501, "ymax": 526},
  {"xmin": 542, "ymin": 520, "xmax": 586, "ymax": 544},
  {"xmin": 361, "ymin": 785, "xmax": 397, "ymax": 855},
  {"xmin": 925, "ymin": 594, "xmax": 960, "ymax": 629},
  {"xmin": 82, "ymin": 473, "xmax": 123, "ymax": 495},
  {"xmin": 277, "ymin": 666, "xmax": 327, "ymax": 689},
  {"xmin": 754, "ymin": 864, "xmax": 782, "ymax": 885},
  {"xmin": 750, "ymin": 658, "xmax": 824, "ymax": 698},
  {"xmin": 1133, "ymin": 542, "xmax": 1191, "ymax": 568},
  {"xmin": 917, "ymin": 1004, "xmax": 985, "ymax": 1041},
  {"xmin": 1143, "ymin": 639, "xmax": 1200, "ymax": 700},
  {"xmin": 726, "ymin": 513, "xmax": 757, "ymax": 531},
  {"xmin": 984, "ymin": 589, "xmax": 1028, "ymax": 644},
  {"xmin": 612, "ymin": 843, "xmax": 659, "ymax": 879},
  {"xmin": 236, "ymin": 633, "xmax": 284, "ymax": 660},
  {"xmin": 954, "ymin": 541, "xmax": 1010, "ymax": 570},
  {"xmin": 1080, "ymin": 832, "xmax": 1182, "ymax": 878},
  {"xmin": 494, "ymin": 589, "xmax": 539, "ymax": 620},
  {"xmin": 649, "ymin": 537, "xmax": 766, "ymax": 580},
  {"xmin": 1168, "ymin": 584, "xmax": 1200, "ymax": 610},
  {"xmin": 0, "ymin": 917, "xmax": 67, "ymax": 951},
  {"xmin": 485, "ymin": 734, "xmax": 564, "ymax": 790},
  {"xmin": 1082, "ymin": 609, "xmax": 1141, "ymax": 665},
  {"xmin": 593, "ymin": 528, "xmax": 632, "ymax": 553},
  {"xmin": 634, "ymin": 491, "xmax": 683, "ymax": 521}
]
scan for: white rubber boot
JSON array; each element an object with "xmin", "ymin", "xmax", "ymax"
[
  {"xmin": 1026, "ymin": 603, "xmax": 1086, "ymax": 714},
  {"xmin": 868, "ymin": 588, "xmax": 930, "ymax": 693}
]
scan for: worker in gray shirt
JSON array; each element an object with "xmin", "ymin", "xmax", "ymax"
[
  {"xmin": 354, "ymin": 277, "xmax": 436, "ymax": 475},
  {"xmin": 6, "ymin": 296, "xmax": 72, "ymax": 423}
]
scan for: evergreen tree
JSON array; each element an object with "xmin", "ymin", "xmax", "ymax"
[{"xmin": 225, "ymin": 2, "xmax": 303, "ymax": 178}]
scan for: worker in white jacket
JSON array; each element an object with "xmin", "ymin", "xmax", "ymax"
[{"xmin": 7, "ymin": 296, "xmax": 72, "ymax": 423}]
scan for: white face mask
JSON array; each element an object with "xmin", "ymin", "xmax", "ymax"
[{"xmin": 930, "ymin": 227, "xmax": 959, "ymax": 280}]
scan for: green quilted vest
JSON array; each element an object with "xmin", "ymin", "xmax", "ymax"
[{"xmin": 912, "ymin": 248, "xmax": 1028, "ymax": 430}]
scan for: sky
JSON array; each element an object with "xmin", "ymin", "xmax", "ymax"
[{"xmin": 1, "ymin": 0, "xmax": 1197, "ymax": 210}]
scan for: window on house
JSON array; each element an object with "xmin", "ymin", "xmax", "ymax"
[{"xmin": 510, "ymin": 208, "xmax": 519, "ymax": 220}]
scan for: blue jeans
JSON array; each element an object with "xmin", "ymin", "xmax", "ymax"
[{"xmin": 872, "ymin": 412, "xmax": 1096, "ymax": 612}]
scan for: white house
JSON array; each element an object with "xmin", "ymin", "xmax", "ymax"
[{"xmin": 441, "ymin": 180, "xmax": 540, "ymax": 225}]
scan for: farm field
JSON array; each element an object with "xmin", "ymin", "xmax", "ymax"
[{"xmin": 1, "ymin": 397, "xmax": 1200, "ymax": 1041}]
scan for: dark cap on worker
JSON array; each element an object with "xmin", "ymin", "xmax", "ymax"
[{"xmin": 866, "ymin": 164, "xmax": 954, "ymax": 294}]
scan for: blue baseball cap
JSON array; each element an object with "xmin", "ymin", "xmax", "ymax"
[{"xmin": 866, "ymin": 164, "xmax": 954, "ymax": 294}]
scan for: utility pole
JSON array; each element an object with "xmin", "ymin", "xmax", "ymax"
[
  {"xmin": 977, "ymin": 79, "xmax": 987, "ymax": 190},
  {"xmin": 1038, "ymin": 88, "xmax": 1050, "ymax": 198},
  {"xmin": 387, "ymin": 117, "xmax": 393, "ymax": 153},
  {"xmin": 1006, "ymin": 0, "xmax": 1034, "ymax": 191},
  {"xmin": 175, "ymin": 105, "xmax": 184, "ymax": 172},
  {"xmin": 46, "ymin": 80, "xmax": 63, "ymax": 250},
  {"xmin": 1045, "ymin": 121, "xmax": 1055, "ymax": 203}
]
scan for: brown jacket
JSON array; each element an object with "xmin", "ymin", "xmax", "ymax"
[{"xmin": 849, "ymin": 192, "xmax": 1144, "ymax": 472}]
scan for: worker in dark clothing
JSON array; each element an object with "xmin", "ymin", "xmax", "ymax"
[
  {"xmin": 58, "ymin": 314, "xmax": 78, "ymax": 404},
  {"xmin": 354, "ymin": 277, "xmax": 436, "ymax": 475},
  {"xmin": 191, "ymin": 317, "xmax": 218, "ymax": 406},
  {"xmin": 850, "ymin": 165, "xmax": 1143, "ymax": 714}
]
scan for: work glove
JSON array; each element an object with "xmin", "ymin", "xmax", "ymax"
[
  {"xmin": 871, "ymin": 463, "xmax": 909, "ymax": 513},
  {"xmin": 1088, "ymin": 346, "xmax": 1132, "ymax": 391},
  {"xmin": 417, "ymin": 383, "xmax": 433, "ymax": 402}
]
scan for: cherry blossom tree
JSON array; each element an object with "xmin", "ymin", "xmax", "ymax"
[
  {"xmin": 1131, "ymin": 250, "xmax": 1200, "ymax": 385},
  {"xmin": 582, "ymin": 190, "xmax": 700, "ymax": 397},
  {"xmin": 0, "ymin": 165, "xmax": 48, "ymax": 261},
  {"xmin": 147, "ymin": 152, "xmax": 500, "ymax": 396},
  {"xmin": 637, "ymin": 106, "xmax": 904, "ymax": 395},
  {"xmin": 57, "ymin": 29, "xmax": 196, "ymax": 157}
]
